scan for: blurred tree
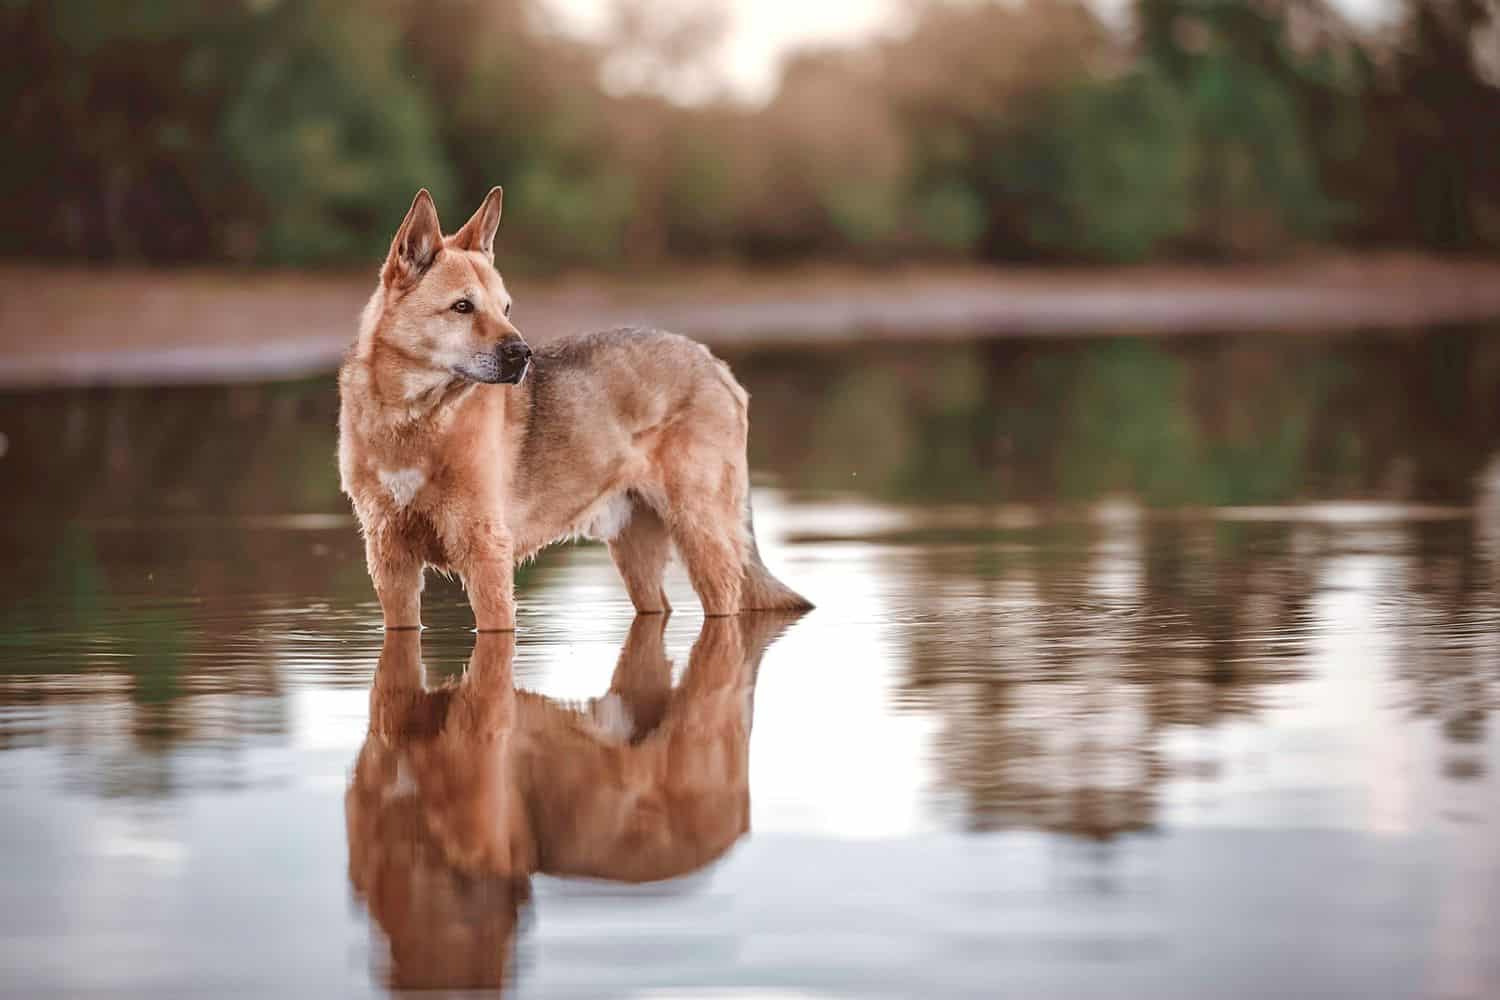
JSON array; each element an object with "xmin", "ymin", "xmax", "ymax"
[
  {"xmin": 223, "ymin": 0, "xmax": 454, "ymax": 263},
  {"xmin": 1014, "ymin": 68, "xmax": 1196, "ymax": 261},
  {"xmin": 391, "ymin": 0, "xmax": 636, "ymax": 266},
  {"xmin": 884, "ymin": 0, "xmax": 1120, "ymax": 260},
  {"xmin": 0, "ymin": 0, "xmax": 451, "ymax": 263},
  {"xmin": 1134, "ymin": 0, "xmax": 1358, "ymax": 255},
  {"xmin": 1, "ymin": 1, "xmax": 247, "ymax": 260},
  {"xmin": 1379, "ymin": 0, "xmax": 1500, "ymax": 248},
  {"xmin": 752, "ymin": 48, "xmax": 909, "ymax": 258},
  {"xmin": 1, "ymin": 0, "xmax": 1496, "ymax": 266}
]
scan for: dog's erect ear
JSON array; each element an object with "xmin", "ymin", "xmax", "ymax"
[
  {"xmin": 383, "ymin": 189, "xmax": 443, "ymax": 287},
  {"xmin": 453, "ymin": 186, "xmax": 503, "ymax": 262}
]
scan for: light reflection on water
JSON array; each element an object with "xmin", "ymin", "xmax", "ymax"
[{"xmin": 1, "ymin": 334, "xmax": 1498, "ymax": 997}]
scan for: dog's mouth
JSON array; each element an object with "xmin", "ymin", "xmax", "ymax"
[{"xmin": 454, "ymin": 352, "xmax": 530, "ymax": 386}]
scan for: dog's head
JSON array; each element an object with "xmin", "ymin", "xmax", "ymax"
[{"xmin": 373, "ymin": 187, "xmax": 531, "ymax": 386}]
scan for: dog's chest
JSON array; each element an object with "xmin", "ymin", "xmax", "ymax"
[
  {"xmin": 360, "ymin": 459, "xmax": 437, "ymax": 529},
  {"xmin": 376, "ymin": 466, "xmax": 427, "ymax": 510},
  {"xmin": 363, "ymin": 462, "xmax": 452, "ymax": 565}
]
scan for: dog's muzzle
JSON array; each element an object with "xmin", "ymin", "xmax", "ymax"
[
  {"xmin": 496, "ymin": 339, "xmax": 532, "ymax": 383},
  {"xmin": 457, "ymin": 339, "xmax": 532, "ymax": 385}
]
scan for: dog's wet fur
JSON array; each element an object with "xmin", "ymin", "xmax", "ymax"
[{"xmin": 338, "ymin": 187, "xmax": 811, "ymax": 630}]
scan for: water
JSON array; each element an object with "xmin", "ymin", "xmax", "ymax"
[{"xmin": 1, "ymin": 331, "xmax": 1498, "ymax": 998}]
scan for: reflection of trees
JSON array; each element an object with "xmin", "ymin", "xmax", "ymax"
[
  {"xmin": 0, "ymin": 515, "xmax": 369, "ymax": 788},
  {"xmin": 4, "ymin": 331, "xmax": 1499, "ymax": 798},
  {"xmin": 894, "ymin": 503, "xmax": 1500, "ymax": 833},
  {"xmin": 896, "ymin": 518, "xmax": 1313, "ymax": 838},
  {"xmin": 734, "ymin": 328, "xmax": 1500, "ymax": 507},
  {"xmin": 17, "ymin": 332, "xmax": 1488, "ymax": 516},
  {"xmin": 0, "ymin": 380, "xmax": 344, "ymax": 521},
  {"xmin": 1387, "ymin": 519, "xmax": 1499, "ymax": 781},
  {"xmin": 0, "ymin": 382, "xmax": 384, "ymax": 775},
  {"xmin": 0, "ymin": 518, "xmax": 305, "ymax": 793}
]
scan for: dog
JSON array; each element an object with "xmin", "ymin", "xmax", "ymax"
[
  {"xmin": 338, "ymin": 187, "xmax": 811, "ymax": 630},
  {"xmin": 345, "ymin": 612, "xmax": 798, "ymax": 989}
]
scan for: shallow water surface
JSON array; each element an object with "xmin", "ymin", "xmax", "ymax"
[{"xmin": 1, "ymin": 332, "xmax": 1498, "ymax": 998}]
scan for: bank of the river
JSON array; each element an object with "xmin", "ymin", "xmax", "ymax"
[{"xmin": 3, "ymin": 255, "xmax": 1498, "ymax": 387}]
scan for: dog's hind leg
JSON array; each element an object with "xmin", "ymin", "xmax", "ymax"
[
  {"xmin": 671, "ymin": 513, "xmax": 744, "ymax": 617},
  {"xmin": 608, "ymin": 497, "xmax": 673, "ymax": 614},
  {"xmin": 656, "ymin": 377, "xmax": 751, "ymax": 616},
  {"xmin": 664, "ymin": 469, "xmax": 747, "ymax": 618}
]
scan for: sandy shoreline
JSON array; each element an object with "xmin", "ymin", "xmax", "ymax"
[{"xmin": 2, "ymin": 256, "xmax": 1498, "ymax": 387}]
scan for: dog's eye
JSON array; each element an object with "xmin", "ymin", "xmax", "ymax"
[
  {"xmin": 504, "ymin": 302, "xmax": 512, "ymax": 317},
  {"xmin": 451, "ymin": 299, "xmax": 473, "ymax": 314}
]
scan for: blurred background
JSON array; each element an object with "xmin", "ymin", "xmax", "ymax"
[
  {"xmin": 3, "ymin": 0, "xmax": 1498, "ymax": 270},
  {"xmin": 2, "ymin": 2, "xmax": 1500, "ymax": 998}
]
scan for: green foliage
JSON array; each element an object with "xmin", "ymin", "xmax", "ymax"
[
  {"xmin": 1134, "ymin": 0, "xmax": 1385, "ymax": 253},
  {"xmin": 1379, "ymin": 0, "xmax": 1500, "ymax": 249},
  {"xmin": 222, "ymin": 1, "xmax": 455, "ymax": 263},
  {"xmin": 1177, "ymin": 50, "xmax": 1332, "ymax": 252},
  {"xmin": 823, "ymin": 179, "xmax": 905, "ymax": 250},
  {"xmin": 660, "ymin": 130, "xmax": 739, "ymax": 253},
  {"xmin": 1, "ymin": 0, "xmax": 1496, "ymax": 266},
  {"xmin": 745, "ymin": 335, "xmax": 1410, "ymax": 508},
  {"xmin": 1021, "ymin": 70, "xmax": 1196, "ymax": 262},
  {"xmin": 508, "ymin": 164, "xmax": 635, "ymax": 265},
  {"xmin": 914, "ymin": 181, "xmax": 988, "ymax": 254}
]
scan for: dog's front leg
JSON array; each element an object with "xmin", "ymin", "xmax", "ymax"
[
  {"xmin": 367, "ymin": 536, "xmax": 424, "ymax": 630},
  {"xmin": 460, "ymin": 527, "xmax": 516, "ymax": 632}
]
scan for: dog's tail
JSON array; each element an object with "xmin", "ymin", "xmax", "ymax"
[{"xmin": 740, "ymin": 496, "xmax": 814, "ymax": 612}]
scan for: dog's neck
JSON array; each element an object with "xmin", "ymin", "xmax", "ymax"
[
  {"xmin": 339, "ymin": 341, "xmax": 459, "ymax": 422},
  {"xmin": 378, "ymin": 364, "xmax": 476, "ymax": 425}
]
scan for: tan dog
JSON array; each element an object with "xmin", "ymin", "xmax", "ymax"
[
  {"xmin": 338, "ymin": 187, "xmax": 810, "ymax": 630},
  {"xmin": 345, "ymin": 612, "xmax": 798, "ymax": 989}
]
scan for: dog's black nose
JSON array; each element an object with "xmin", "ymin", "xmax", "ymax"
[{"xmin": 498, "ymin": 340, "xmax": 532, "ymax": 363}]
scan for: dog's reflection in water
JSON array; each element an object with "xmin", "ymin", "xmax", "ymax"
[{"xmin": 345, "ymin": 613, "xmax": 800, "ymax": 991}]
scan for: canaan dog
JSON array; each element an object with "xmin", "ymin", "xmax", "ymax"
[
  {"xmin": 345, "ymin": 612, "xmax": 798, "ymax": 989},
  {"xmin": 339, "ymin": 187, "xmax": 811, "ymax": 630}
]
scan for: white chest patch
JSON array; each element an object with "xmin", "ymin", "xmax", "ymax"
[
  {"xmin": 582, "ymin": 492, "xmax": 634, "ymax": 542},
  {"xmin": 382, "ymin": 756, "xmax": 417, "ymax": 802},
  {"xmin": 588, "ymin": 693, "xmax": 635, "ymax": 744},
  {"xmin": 378, "ymin": 467, "xmax": 426, "ymax": 509}
]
